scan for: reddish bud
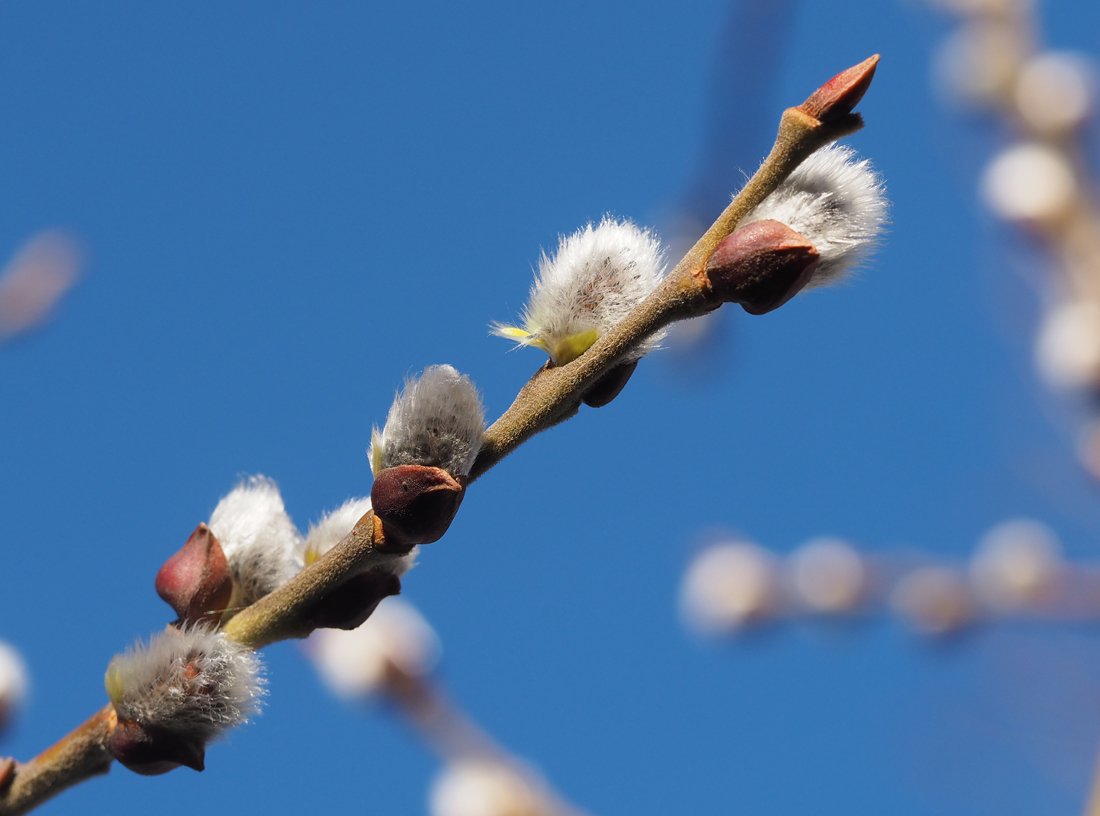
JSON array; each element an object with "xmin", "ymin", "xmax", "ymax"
[
  {"xmin": 703, "ymin": 220, "xmax": 820, "ymax": 315},
  {"xmin": 108, "ymin": 719, "xmax": 206, "ymax": 776},
  {"xmin": 581, "ymin": 360, "xmax": 639, "ymax": 408},
  {"xmin": 371, "ymin": 465, "xmax": 465, "ymax": 548},
  {"xmin": 798, "ymin": 54, "xmax": 879, "ymax": 124},
  {"xmin": 0, "ymin": 757, "xmax": 14, "ymax": 792},
  {"xmin": 308, "ymin": 570, "xmax": 402, "ymax": 631},
  {"xmin": 155, "ymin": 524, "xmax": 234, "ymax": 626}
]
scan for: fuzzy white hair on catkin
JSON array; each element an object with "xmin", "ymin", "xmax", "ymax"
[
  {"xmin": 498, "ymin": 217, "xmax": 668, "ymax": 360},
  {"xmin": 106, "ymin": 628, "xmax": 264, "ymax": 739},
  {"xmin": 303, "ymin": 496, "xmax": 418, "ymax": 575},
  {"xmin": 370, "ymin": 365, "xmax": 485, "ymax": 478},
  {"xmin": 208, "ymin": 476, "xmax": 304, "ymax": 606},
  {"xmin": 742, "ymin": 144, "xmax": 887, "ymax": 287}
]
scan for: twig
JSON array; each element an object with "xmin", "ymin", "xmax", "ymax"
[
  {"xmin": 0, "ymin": 54, "xmax": 878, "ymax": 816},
  {"xmin": 0, "ymin": 707, "xmax": 115, "ymax": 816}
]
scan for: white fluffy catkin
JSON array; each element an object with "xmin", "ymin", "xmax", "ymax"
[
  {"xmin": 302, "ymin": 496, "xmax": 418, "ymax": 576},
  {"xmin": 742, "ymin": 144, "xmax": 887, "ymax": 287},
  {"xmin": 208, "ymin": 476, "xmax": 303, "ymax": 607},
  {"xmin": 105, "ymin": 628, "xmax": 264, "ymax": 739},
  {"xmin": 493, "ymin": 217, "xmax": 667, "ymax": 365},
  {"xmin": 370, "ymin": 365, "xmax": 484, "ymax": 477}
]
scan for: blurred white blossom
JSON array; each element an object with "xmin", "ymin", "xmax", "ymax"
[
  {"xmin": 1014, "ymin": 52, "xmax": 1096, "ymax": 134},
  {"xmin": 981, "ymin": 142, "xmax": 1076, "ymax": 224},
  {"xmin": 680, "ymin": 541, "xmax": 781, "ymax": 634},
  {"xmin": 0, "ymin": 640, "xmax": 29, "ymax": 728},
  {"xmin": 1035, "ymin": 299, "xmax": 1100, "ymax": 389},
  {"xmin": 970, "ymin": 519, "xmax": 1064, "ymax": 611},
  {"xmin": 430, "ymin": 760, "xmax": 567, "ymax": 816},
  {"xmin": 787, "ymin": 538, "xmax": 867, "ymax": 614},
  {"xmin": 310, "ymin": 598, "xmax": 440, "ymax": 699},
  {"xmin": 891, "ymin": 567, "xmax": 975, "ymax": 636}
]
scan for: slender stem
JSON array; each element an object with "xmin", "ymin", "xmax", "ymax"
[
  {"xmin": 383, "ymin": 664, "xmax": 505, "ymax": 763},
  {"xmin": 222, "ymin": 511, "xmax": 383, "ymax": 649},
  {"xmin": 382, "ymin": 665, "xmax": 587, "ymax": 815}
]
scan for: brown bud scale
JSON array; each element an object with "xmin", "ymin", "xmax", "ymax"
[
  {"xmin": 371, "ymin": 465, "xmax": 465, "ymax": 548},
  {"xmin": 582, "ymin": 360, "xmax": 639, "ymax": 408},
  {"xmin": 108, "ymin": 719, "xmax": 206, "ymax": 776},
  {"xmin": 156, "ymin": 524, "xmax": 234, "ymax": 627},
  {"xmin": 307, "ymin": 570, "xmax": 402, "ymax": 631},
  {"xmin": 702, "ymin": 220, "xmax": 820, "ymax": 315}
]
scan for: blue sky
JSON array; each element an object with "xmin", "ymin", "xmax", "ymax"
[{"xmin": 3, "ymin": 2, "xmax": 1100, "ymax": 814}]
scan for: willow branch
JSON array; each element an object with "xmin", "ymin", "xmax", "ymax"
[
  {"xmin": 472, "ymin": 56, "xmax": 876, "ymax": 478},
  {"xmin": 0, "ymin": 707, "xmax": 115, "ymax": 816},
  {"xmin": 0, "ymin": 54, "xmax": 879, "ymax": 816}
]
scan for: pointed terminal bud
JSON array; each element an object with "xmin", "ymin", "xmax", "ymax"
[
  {"xmin": 308, "ymin": 570, "xmax": 402, "ymax": 631},
  {"xmin": 371, "ymin": 464, "xmax": 465, "ymax": 548},
  {"xmin": 702, "ymin": 220, "xmax": 820, "ymax": 315},
  {"xmin": 798, "ymin": 54, "xmax": 880, "ymax": 124},
  {"xmin": 156, "ymin": 524, "xmax": 233, "ymax": 626},
  {"xmin": 108, "ymin": 719, "xmax": 206, "ymax": 775},
  {"xmin": 581, "ymin": 360, "xmax": 639, "ymax": 408}
]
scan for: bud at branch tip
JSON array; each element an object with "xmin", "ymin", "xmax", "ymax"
[{"xmin": 798, "ymin": 54, "xmax": 880, "ymax": 124}]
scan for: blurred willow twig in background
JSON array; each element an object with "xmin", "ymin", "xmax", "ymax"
[
  {"xmin": 680, "ymin": 518, "xmax": 1100, "ymax": 640},
  {"xmin": 310, "ymin": 599, "xmax": 587, "ymax": 816},
  {"xmin": 929, "ymin": 0, "xmax": 1100, "ymax": 474}
]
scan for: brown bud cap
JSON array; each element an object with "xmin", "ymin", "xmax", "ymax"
[
  {"xmin": 371, "ymin": 465, "xmax": 465, "ymax": 548},
  {"xmin": 0, "ymin": 757, "xmax": 14, "ymax": 792},
  {"xmin": 108, "ymin": 719, "xmax": 206, "ymax": 776},
  {"xmin": 798, "ymin": 54, "xmax": 879, "ymax": 124},
  {"xmin": 155, "ymin": 524, "xmax": 234, "ymax": 626},
  {"xmin": 581, "ymin": 360, "xmax": 639, "ymax": 408},
  {"xmin": 702, "ymin": 220, "xmax": 820, "ymax": 315},
  {"xmin": 308, "ymin": 570, "xmax": 402, "ymax": 631}
]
